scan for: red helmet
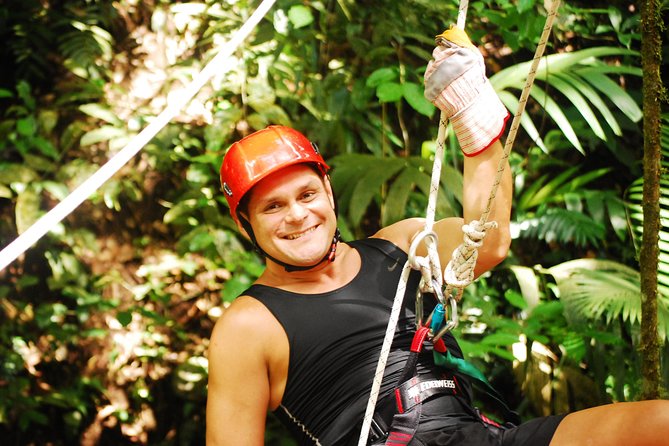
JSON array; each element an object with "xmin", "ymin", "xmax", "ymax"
[{"xmin": 220, "ymin": 125, "xmax": 329, "ymax": 219}]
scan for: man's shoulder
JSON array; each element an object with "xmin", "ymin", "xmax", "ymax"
[
  {"xmin": 211, "ymin": 296, "xmax": 274, "ymax": 339},
  {"xmin": 370, "ymin": 217, "xmax": 426, "ymax": 252}
]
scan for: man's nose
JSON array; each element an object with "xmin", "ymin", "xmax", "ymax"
[{"xmin": 285, "ymin": 201, "xmax": 308, "ymax": 221}]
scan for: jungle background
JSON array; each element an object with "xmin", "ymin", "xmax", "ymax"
[{"xmin": 0, "ymin": 0, "xmax": 668, "ymax": 444}]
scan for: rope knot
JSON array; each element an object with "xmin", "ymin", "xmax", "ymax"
[{"xmin": 444, "ymin": 219, "xmax": 498, "ymax": 301}]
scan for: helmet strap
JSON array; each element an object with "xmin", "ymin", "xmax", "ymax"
[{"xmin": 239, "ymin": 216, "xmax": 341, "ymax": 272}]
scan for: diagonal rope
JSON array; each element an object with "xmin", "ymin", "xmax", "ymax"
[
  {"xmin": 357, "ymin": 3, "xmax": 474, "ymax": 444},
  {"xmin": 442, "ymin": 0, "xmax": 561, "ymax": 303},
  {"xmin": 0, "ymin": 0, "xmax": 277, "ymax": 272},
  {"xmin": 359, "ymin": 1, "xmax": 561, "ymax": 442}
]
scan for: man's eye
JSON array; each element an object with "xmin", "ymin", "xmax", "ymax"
[{"xmin": 301, "ymin": 191, "xmax": 315, "ymax": 200}]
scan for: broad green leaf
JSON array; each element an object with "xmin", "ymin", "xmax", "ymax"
[
  {"xmin": 376, "ymin": 82, "xmax": 403, "ymax": 103},
  {"xmin": 497, "ymin": 90, "xmax": 547, "ymax": 152},
  {"xmin": 117, "ymin": 310, "xmax": 133, "ymax": 327},
  {"xmin": 504, "ymin": 289, "xmax": 529, "ymax": 310},
  {"xmin": 548, "ymin": 74, "xmax": 606, "ymax": 140},
  {"xmin": 559, "ymin": 72, "xmax": 622, "ymax": 136},
  {"xmin": 404, "ymin": 44, "xmax": 433, "ymax": 62},
  {"xmin": 481, "ymin": 332, "xmax": 520, "ymax": 346},
  {"xmin": 0, "ymin": 163, "xmax": 38, "ymax": 185},
  {"xmin": 287, "ymin": 5, "xmax": 313, "ymax": 28},
  {"xmin": 527, "ymin": 85, "xmax": 584, "ymax": 153},
  {"xmin": 80, "ymin": 126, "xmax": 127, "ymax": 146},
  {"xmin": 222, "ymin": 274, "xmax": 253, "ymax": 302},
  {"xmin": 349, "ymin": 159, "xmax": 405, "ymax": 226},
  {"xmin": 79, "ymin": 103, "xmax": 121, "ymax": 125},
  {"xmin": 562, "ymin": 332, "xmax": 587, "ymax": 362},
  {"xmin": 335, "ymin": 0, "xmax": 352, "ymax": 20},
  {"xmin": 16, "ymin": 117, "xmax": 36, "ymax": 137},
  {"xmin": 402, "ymin": 82, "xmax": 435, "ymax": 117},
  {"xmin": 38, "ymin": 110, "xmax": 58, "ymax": 134},
  {"xmin": 33, "ymin": 137, "xmax": 59, "ymax": 159},
  {"xmin": 366, "ymin": 67, "xmax": 398, "ymax": 88},
  {"xmin": 16, "ymin": 187, "xmax": 42, "ymax": 234},
  {"xmin": 579, "ymin": 71, "xmax": 642, "ymax": 122},
  {"xmin": 518, "ymin": 0, "xmax": 534, "ymax": 13},
  {"xmin": 382, "ymin": 167, "xmax": 422, "ymax": 226}
]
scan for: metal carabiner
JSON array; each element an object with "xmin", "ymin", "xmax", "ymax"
[
  {"xmin": 408, "ymin": 229, "xmax": 438, "ymax": 270},
  {"xmin": 432, "ymin": 295, "xmax": 459, "ymax": 342},
  {"xmin": 416, "ymin": 278, "xmax": 448, "ymax": 330}
]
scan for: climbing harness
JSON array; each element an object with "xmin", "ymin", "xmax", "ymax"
[
  {"xmin": 364, "ymin": 326, "xmax": 521, "ymax": 445},
  {"xmin": 357, "ymin": 1, "xmax": 562, "ymax": 444},
  {"xmin": 0, "ymin": 0, "xmax": 278, "ymax": 272}
]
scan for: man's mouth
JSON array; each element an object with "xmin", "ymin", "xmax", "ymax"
[{"xmin": 284, "ymin": 226, "xmax": 317, "ymax": 240}]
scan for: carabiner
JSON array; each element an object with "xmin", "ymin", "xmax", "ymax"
[
  {"xmin": 408, "ymin": 230, "xmax": 438, "ymax": 270},
  {"xmin": 432, "ymin": 295, "xmax": 459, "ymax": 342}
]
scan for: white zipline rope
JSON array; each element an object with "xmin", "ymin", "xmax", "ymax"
[
  {"xmin": 357, "ymin": 0, "xmax": 472, "ymax": 437},
  {"xmin": 0, "ymin": 0, "xmax": 277, "ymax": 272},
  {"xmin": 358, "ymin": 1, "xmax": 561, "ymax": 443}
]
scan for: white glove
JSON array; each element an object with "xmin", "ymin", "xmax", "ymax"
[{"xmin": 424, "ymin": 27, "xmax": 509, "ymax": 156}]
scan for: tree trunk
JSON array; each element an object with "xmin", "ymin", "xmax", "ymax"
[{"xmin": 638, "ymin": 0, "xmax": 664, "ymax": 401}]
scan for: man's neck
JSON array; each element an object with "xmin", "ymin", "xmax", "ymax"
[{"xmin": 256, "ymin": 243, "xmax": 359, "ymax": 294}]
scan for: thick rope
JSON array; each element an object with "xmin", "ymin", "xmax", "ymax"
[
  {"xmin": 358, "ymin": 1, "xmax": 561, "ymax": 443},
  {"xmin": 0, "ymin": 0, "xmax": 277, "ymax": 272},
  {"xmin": 441, "ymin": 0, "xmax": 561, "ymax": 302},
  {"xmin": 357, "ymin": 260, "xmax": 414, "ymax": 446},
  {"xmin": 357, "ymin": 2, "xmax": 474, "ymax": 442}
]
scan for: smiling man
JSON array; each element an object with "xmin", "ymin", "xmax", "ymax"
[{"xmin": 205, "ymin": 28, "xmax": 669, "ymax": 446}]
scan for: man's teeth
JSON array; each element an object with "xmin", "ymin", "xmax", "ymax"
[{"xmin": 285, "ymin": 227, "xmax": 316, "ymax": 240}]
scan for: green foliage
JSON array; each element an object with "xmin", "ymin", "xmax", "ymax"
[
  {"xmin": 329, "ymin": 153, "xmax": 462, "ymax": 233},
  {"xmin": 0, "ymin": 0, "xmax": 661, "ymax": 443},
  {"xmin": 492, "ymin": 47, "xmax": 642, "ymax": 154},
  {"xmin": 625, "ymin": 114, "xmax": 669, "ymax": 301}
]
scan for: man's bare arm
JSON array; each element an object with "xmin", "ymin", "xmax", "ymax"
[
  {"xmin": 374, "ymin": 139, "xmax": 512, "ymax": 279},
  {"xmin": 206, "ymin": 297, "xmax": 273, "ymax": 446}
]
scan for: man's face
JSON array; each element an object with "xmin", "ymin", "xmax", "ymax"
[{"xmin": 243, "ymin": 164, "xmax": 336, "ymax": 269}]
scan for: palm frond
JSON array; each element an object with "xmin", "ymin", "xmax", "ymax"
[
  {"xmin": 329, "ymin": 154, "xmax": 462, "ymax": 229},
  {"xmin": 516, "ymin": 166, "xmax": 611, "ymax": 212},
  {"xmin": 517, "ymin": 207, "xmax": 606, "ymax": 248},
  {"xmin": 625, "ymin": 114, "xmax": 669, "ymax": 305},
  {"xmin": 547, "ymin": 259, "xmax": 669, "ymax": 340},
  {"xmin": 491, "ymin": 47, "xmax": 641, "ymax": 153},
  {"xmin": 57, "ymin": 19, "xmax": 114, "ymax": 78}
]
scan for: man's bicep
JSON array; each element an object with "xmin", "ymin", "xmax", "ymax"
[{"xmin": 206, "ymin": 309, "xmax": 270, "ymax": 446}]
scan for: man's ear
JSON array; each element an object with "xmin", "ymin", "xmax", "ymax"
[
  {"xmin": 235, "ymin": 214, "xmax": 251, "ymax": 240},
  {"xmin": 324, "ymin": 175, "xmax": 336, "ymax": 210}
]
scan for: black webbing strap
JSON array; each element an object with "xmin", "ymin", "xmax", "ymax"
[
  {"xmin": 373, "ymin": 326, "xmax": 519, "ymax": 445},
  {"xmin": 394, "ymin": 374, "xmax": 459, "ymax": 414},
  {"xmin": 374, "ymin": 327, "xmax": 431, "ymax": 445}
]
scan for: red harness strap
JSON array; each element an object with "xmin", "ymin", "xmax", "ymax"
[{"xmin": 371, "ymin": 326, "xmax": 512, "ymax": 446}]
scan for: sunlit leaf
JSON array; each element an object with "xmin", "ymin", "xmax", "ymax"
[
  {"xmin": 402, "ymin": 82, "xmax": 435, "ymax": 117},
  {"xmin": 15, "ymin": 187, "xmax": 42, "ymax": 234},
  {"xmin": 79, "ymin": 104, "xmax": 121, "ymax": 125},
  {"xmin": 287, "ymin": 5, "xmax": 313, "ymax": 28},
  {"xmin": 366, "ymin": 67, "xmax": 398, "ymax": 88},
  {"xmin": 376, "ymin": 82, "xmax": 403, "ymax": 103},
  {"xmin": 80, "ymin": 126, "xmax": 127, "ymax": 146}
]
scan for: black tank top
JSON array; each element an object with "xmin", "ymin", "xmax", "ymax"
[{"xmin": 243, "ymin": 238, "xmax": 468, "ymax": 445}]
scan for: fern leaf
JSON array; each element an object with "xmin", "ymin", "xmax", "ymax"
[{"xmin": 518, "ymin": 208, "xmax": 606, "ymax": 247}]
